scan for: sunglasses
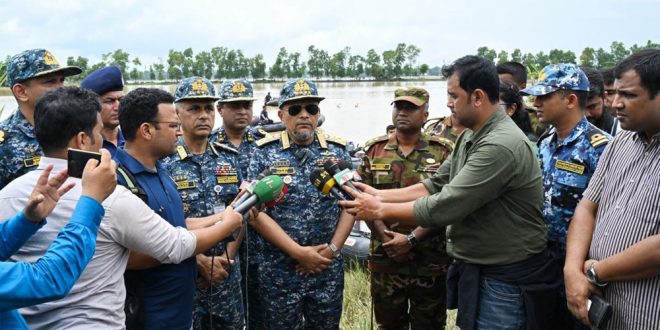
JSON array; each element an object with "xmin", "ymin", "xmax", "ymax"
[{"xmin": 287, "ymin": 104, "xmax": 320, "ymax": 116}]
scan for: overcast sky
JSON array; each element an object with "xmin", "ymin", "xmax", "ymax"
[{"xmin": 3, "ymin": 0, "xmax": 659, "ymax": 68}]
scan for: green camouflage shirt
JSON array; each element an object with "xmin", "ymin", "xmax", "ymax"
[{"xmin": 358, "ymin": 133, "xmax": 452, "ymax": 276}]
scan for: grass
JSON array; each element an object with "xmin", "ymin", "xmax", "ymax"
[{"xmin": 341, "ymin": 259, "xmax": 458, "ymax": 329}]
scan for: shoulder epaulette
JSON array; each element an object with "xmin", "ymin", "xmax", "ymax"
[
  {"xmin": 176, "ymin": 145, "xmax": 188, "ymax": 160},
  {"xmin": 211, "ymin": 142, "xmax": 238, "ymax": 155},
  {"xmin": 0, "ymin": 129, "xmax": 6, "ymax": 144},
  {"xmin": 363, "ymin": 135, "xmax": 389, "ymax": 152},
  {"xmin": 586, "ymin": 127, "xmax": 609, "ymax": 149},
  {"xmin": 428, "ymin": 135, "xmax": 455, "ymax": 153},
  {"xmin": 255, "ymin": 132, "xmax": 282, "ymax": 147},
  {"xmin": 324, "ymin": 133, "xmax": 347, "ymax": 146},
  {"xmin": 536, "ymin": 127, "xmax": 553, "ymax": 148}
]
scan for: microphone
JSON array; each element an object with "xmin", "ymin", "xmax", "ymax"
[
  {"xmin": 323, "ymin": 159, "xmax": 360, "ymax": 192},
  {"xmin": 233, "ymin": 175, "xmax": 287, "ymax": 214},
  {"xmin": 309, "ymin": 169, "xmax": 352, "ymax": 201},
  {"xmin": 233, "ymin": 168, "xmax": 273, "ymax": 207}
]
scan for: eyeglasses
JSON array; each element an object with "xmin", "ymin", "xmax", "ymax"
[
  {"xmin": 286, "ymin": 104, "xmax": 320, "ymax": 116},
  {"xmin": 148, "ymin": 121, "xmax": 181, "ymax": 130},
  {"xmin": 499, "ymin": 102, "xmax": 512, "ymax": 107},
  {"xmin": 393, "ymin": 102, "xmax": 420, "ymax": 111}
]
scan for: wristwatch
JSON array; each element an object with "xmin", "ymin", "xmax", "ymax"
[
  {"xmin": 586, "ymin": 262, "xmax": 608, "ymax": 287},
  {"xmin": 407, "ymin": 232, "xmax": 418, "ymax": 247},
  {"xmin": 328, "ymin": 243, "xmax": 341, "ymax": 258}
]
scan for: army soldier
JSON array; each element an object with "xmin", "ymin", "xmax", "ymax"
[
  {"xmin": 247, "ymin": 79, "xmax": 354, "ymax": 329},
  {"xmin": 0, "ymin": 49, "xmax": 81, "ymax": 188},
  {"xmin": 161, "ymin": 77, "xmax": 244, "ymax": 329},
  {"xmin": 424, "ymin": 114, "xmax": 465, "ymax": 146},
  {"xmin": 359, "ymin": 87, "xmax": 452, "ymax": 329},
  {"xmin": 209, "ymin": 79, "xmax": 263, "ymax": 329},
  {"xmin": 80, "ymin": 65, "xmax": 126, "ymax": 156},
  {"xmin": 522, "ymin": 64, "xmax": 610, "ymax": 328}
]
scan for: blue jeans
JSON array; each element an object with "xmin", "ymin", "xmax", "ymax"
[{"xmin": 476, "ymin": 278, "xmax": 525, "ymax": 330}]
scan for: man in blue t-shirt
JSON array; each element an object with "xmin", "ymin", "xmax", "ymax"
[{"xmin": 114, "ymin": 87, "xmax": 195, "ymax": 330}]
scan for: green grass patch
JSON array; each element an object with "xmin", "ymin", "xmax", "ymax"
[{"xmin": 341, "ymin": 259, "xmax": 457, "ymax": 329}]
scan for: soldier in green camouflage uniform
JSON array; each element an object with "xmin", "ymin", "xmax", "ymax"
[
  {"xmin": 358, "ymin": 87, "xmax": 452, "ymax": 330},
  {"xmin": 423, "ymin": 115, "xmax": 465, "ymax": 146}
]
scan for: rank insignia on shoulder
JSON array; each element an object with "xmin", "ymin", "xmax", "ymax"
[
  {"xmin": 586, "ymin": 127, "xmax": 609, "ymax": 148},
  {"xmin": 0, "ymin": 129, "xmax": 6, "ymax": 143},
  {"xmin": 363, "ymin": 135, "xmax": 389, "ymax": 152},
  {"xmin": 255, "ymin": 133, "xmax": 281, "ymax": 147},
  {"xmin": 176, "ymin": 145, "xmax": 188, "ymax": 159},
  {"xmin": 370, "ymin": 163, "xmax": 391, "ymax": 171},
  {"xmin": 555, "ymin": 160, "xmax": 585, "ymax": 175}
]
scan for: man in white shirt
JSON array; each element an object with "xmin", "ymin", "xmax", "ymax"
[{"xmin": 0, "ymin": 86, "xmax": 244, "ymax": 329}]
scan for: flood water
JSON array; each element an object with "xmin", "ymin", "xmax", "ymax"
[{"xmin": 0, "ymin": 80, "xmax": 450, "ymax": 145}]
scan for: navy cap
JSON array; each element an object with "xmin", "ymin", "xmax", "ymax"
[
  {"xmin": 278, "ymin": 79, "xmax": 325, "ymax": 107},
  {"xmin": 7, "ymin": 48, "xmax": 81, "ymax": 86},
  {"xmin": 174, "ymin": 77, "xmax": 219, "ymax": 103},
  {"xmin": 80, "ymin": 66, "xmax": 125, "ymax": 96},
  {"xmin": 521, "ymin": 63, "xmax": 590, "ymax": 96}
]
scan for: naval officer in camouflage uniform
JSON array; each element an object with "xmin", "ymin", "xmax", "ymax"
[
  {"xmin": 0, "ymin": 49, "xmax": 81, "ymax": 188},
  {"xmin": 162, "ymin": 77, "xmax": 245, "ymax": 330},
  {"xmin": 209, "ymin": 79, "xmax": 264, "ymax": 329},
  {"xmin": 522, "ymin": 64, "xmax": 610, "ymax": 328},
  {"xmin": 247, "ymin": 79, "xmax": 355, "ymax": 329},
  {"xmin": 359, "ymin": 87, "xmax": 452, "ymax": 329}
]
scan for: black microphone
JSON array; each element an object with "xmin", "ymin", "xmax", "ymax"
[
  {"xmin": 323, "ymin": 159, "xmax": 360, "ymax": 192},
  {"xmin": 309, "ymin": 169, "xmax": 352, "ymax": 201}
]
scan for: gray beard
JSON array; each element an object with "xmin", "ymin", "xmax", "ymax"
[{"xmin": 292, "ymin": 130, "xmax": 314, "ymax": 143}]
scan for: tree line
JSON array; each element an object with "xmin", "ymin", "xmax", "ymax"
[
  {"xmin": 464, "ymin": 40, "xmax": 660, "ymax": 79},
  {"xmin": 2, "ymin": 40, "xmax": 658, "ymax": 85}
]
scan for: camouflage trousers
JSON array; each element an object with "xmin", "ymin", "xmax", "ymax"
[
  {"xmin": 193, "ymin": 256, "xmax": 245, "ymax": 330},
  {"xmin": 371, "ymin": 272, "xmax": 447, "ymax": 330},
  {"xmin": 258, "ymin": 255, "xmax": 344, "ymax": 330}
]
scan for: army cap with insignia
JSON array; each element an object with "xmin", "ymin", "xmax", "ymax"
[
  {"xmin": 218, "ymin": 79, "xmax": 258, "ymax": 102},
  {"xmin": 174, "ymin": 77, "xmax": 219, "ymax": 103},
  {"xmin": 81, "ymin": 66, "xmax": 124, "ymax": 96},
  {"xmin": 521, "ymin": 63, "xmax": 590, "ymax": 96},
  {"xmin": 6, "ymin": 48, "xmax": 82, "ymax": 87},
  {"xmin": 392, "ymin": 87, "xmax": 430, "ymax": 106},
  {"xmin": 278, "ymin": 78, "xmax": 325, "ymax": 107}
]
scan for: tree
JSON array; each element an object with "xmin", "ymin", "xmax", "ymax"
[
  {"xmin": 289, "ymin": 52, "xmax": 306, "ymax": 77},
  {"xmin": 595, "ymin": 48, "xmax": 615, "ymax": 68},
  {"xmin": 194, "ymin": 51, "xmax": 213, "ymax": 78},
  {"xmin": 511, "ymin": 49, "xmax": 522, "ymax": 63},
  {"xmin": 477, "ymin": 46, "xmax": 497, "ymax": 61},
  {"xmin": 269, "ymin": 47, "xmax": 289, "ymax": 79},
  {"xmin": 130, "ymin": 57, "xmax": 141, "ymax": 80},
  {"xmin": 103, "ymin": 49, "xmax": 130, "ymax": 79},
  {"xmin": 382, "ymin": 50, "xmax": 397, "ymax": 79},
  {"xmin": 365, "ymin": 49, "xmax": 383, "ymax": 79},
  {"xmin": 153, "ymin": 61, "xmax": 165, "ymax": 80},
  {"xmin": 307, "ymin": 45, "xmax": 329, "ymax": 79},
  {"xmin": 250, "ymin": 54, "xmax": 267, "ymax": 79},
  {"xmin": 579, "ymin": 47, "xmax": 596, "ymax": 67},
  {"xmin": 148, "ymin": 66, "xmax": 156, "ymax": 80},
  {"xmin": 182, "ymin": 48, "xmax": 194, "ymax": 77},
  {"xmin": 610, "ymin": 41, "xmax": 630, "ymax": 65},
  {"xmin": 419, "ymin": 64, "xmax": 429, "ymax": 76},
  {"xmin": 497, "ymin": 50, "xmax": 509, "ymax": 64},
  {"xmin": 167, "ymin": 49, "xmax": 184, "ymax": 80},
  {"xmin": 329, "ymin": 48, "xmax": 348, "ymax": 78},
  {"xmin": 404, "ymin": 44, "xmax": 420, "ymax": 76}
]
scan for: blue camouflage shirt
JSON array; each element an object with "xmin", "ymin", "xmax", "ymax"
[
  {"xmin": 210, "ymin": 127, "xmax": 258, "ymax": 180},
  {"xmin": 538, "ymin": 117, "xmax": 610, "ymax": 248},
  {"xmin": 247, "ymin": 130, "xmax": 350, "ymax": 263},
  {"xmin": 162, "ymin": 138, "xmax": 242, "ymax": 249},
  {"xmin": 0, "ymin": 110, "xmax": 42, "ymax": 189}
]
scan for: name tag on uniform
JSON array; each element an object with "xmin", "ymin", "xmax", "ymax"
[
  {"xmin": 272, "ymin": 167, "xmax": 296, "ymax": 175},
  {"xmin": 370, "ymin": 164, "xmax": 391, "ymax": 171},
  {"xmin": 176, "ymin": 180, "xmax": 196, "ymax": 190},
  {"xmin": 555, "ymin": 160, "xmax": 585, "ymax": 175},
  {"xmin": 23, "ymin": 156, "xmax": 41, "ymax": 168},
  {"xmin": 217, "ymin": 176, "xmax": 239, "ymax": 184}
]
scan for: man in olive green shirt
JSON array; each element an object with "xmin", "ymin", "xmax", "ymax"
[{"xmin": 341, "ymin": 55, "xmax": 555, "ymax": 329}]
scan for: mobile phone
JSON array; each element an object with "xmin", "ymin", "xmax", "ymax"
[
  {"xmin": 67, "ymin": 148, "xmax": 101, "ymax": 178},
  {"xmin": 588, "ymin": 294, "xmax": 612, "ymax": 330}
]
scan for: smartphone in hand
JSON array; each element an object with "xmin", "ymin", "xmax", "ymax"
[{"xmin": 67, "ymin": 148, "xmax": 101, "ymax": 178}]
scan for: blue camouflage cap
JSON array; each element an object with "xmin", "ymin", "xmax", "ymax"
[
  {"xmin": 174, "ymin": 77, "xmax": 219, "ymax": 103},
  {"xmin": 6, "ymin": 49, "xmax": 82, "ymax": 87},
  {"xmin": 80, "ymin": 66, "xmax": 124, "ymax": 96},
  {"xmin": 521, "ymin": 63, "xmax": 590, "ymax": 96},
  {"xmin": 278, "ymin": 78, "xmax": 325, "ymax": 107},
  {"xmin": 218, "ymin": 79, "xmax": 258, "ymax": 102}
]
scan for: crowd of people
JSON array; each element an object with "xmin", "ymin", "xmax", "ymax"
[{"xmin": 0, "ymin": 47, "xmax": 658, "ymax": 330}]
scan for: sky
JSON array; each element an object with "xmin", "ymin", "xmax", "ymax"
[{"xmin": 2, "ymin": 0, "xmax": 659, "ymax": 69}]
